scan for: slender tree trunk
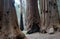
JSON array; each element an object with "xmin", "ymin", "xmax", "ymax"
[
  {"xmin": 20, "ymin": 0, "xmax": 24, "ymax": 31},
  {"xmin": 0, "ymin": 0, "xmax": 26, "ymax": 39},
  {"xmin": 20, "ymin": 13, "xmax": 24, "ymax": 31}
]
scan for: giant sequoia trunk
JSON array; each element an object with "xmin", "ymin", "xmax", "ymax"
[
  {"xmin": 26, "ymin": 0, "xmax": 40, "ymax": 34},
  {"xmin": 40, "ymin": 0, "xmax": 59, "ymax": 33},
  {"xmin": 0, "ymin": 0, "xmax": 26, "ymax": 39}
]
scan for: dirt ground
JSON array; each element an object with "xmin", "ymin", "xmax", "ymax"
[{"xmin": 26, "ymin": 32, "xmax": 60, "ymax": 39}]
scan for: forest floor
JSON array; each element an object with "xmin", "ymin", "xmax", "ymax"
[{"xmin": 22, "ymin": 31, "xmax": 60, "ymax": 39}]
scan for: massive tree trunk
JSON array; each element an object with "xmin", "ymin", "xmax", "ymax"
[
  {"xmin": 26, "ymin": 0, "xmax": 40, "ymax": 34},
  {"xmin": 40, "ymin": 0, "xmax": 59, "ymax": 33},
  {"xmin": 0, "ymin": 0, "xmax": 26, "ymax": 39}
]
